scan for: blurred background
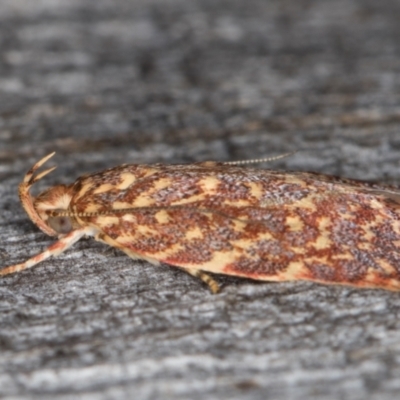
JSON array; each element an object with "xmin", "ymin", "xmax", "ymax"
[
  {"xmin": 1, "ymin": 0, "xmax": 399, "ymax": 177},
  {"xmin": 1, "ymin": 1, "xmax": 400, "ymax": 399}
]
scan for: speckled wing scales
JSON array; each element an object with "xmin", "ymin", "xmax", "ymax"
[{"xmin": 72, "ymin": 168, "xmax": 400, "ymax": 291}]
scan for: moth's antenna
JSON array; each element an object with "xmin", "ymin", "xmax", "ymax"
[{"xmin": 222, "ymin": 151, "xmax": 296, "ymax": 166}]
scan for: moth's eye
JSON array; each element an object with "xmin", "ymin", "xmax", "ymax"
[{"xmin": 47, "ymin": 216, "xmax": 73, "ymax": 234}]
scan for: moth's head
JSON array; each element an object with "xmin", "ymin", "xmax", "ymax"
[
  {"xmin": 19, "ymin": 153, "xmax": 77, "ymax": 237},
  {"xmin": 34, "ymin": 184, "xmax": 75, "ymax": 235}
]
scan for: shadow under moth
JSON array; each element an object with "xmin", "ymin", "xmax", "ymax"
[{"xmin": 1, "ymin": 152, "xmax": 400, "ymax": 293}]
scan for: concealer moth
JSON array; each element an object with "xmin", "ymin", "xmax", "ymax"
[{"xmin": 2, "ymin": 152, "xmax": 400, "ymax": 293}]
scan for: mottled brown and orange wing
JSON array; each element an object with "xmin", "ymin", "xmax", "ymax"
[{"xmin": 70, "ymin": 165, "xmax": 400, "ymax": 291}]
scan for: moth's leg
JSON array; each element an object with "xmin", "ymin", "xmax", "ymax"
[
  {"xmin": 0, "ymin": 227, "xmax": 93, "ymax": 276},
  {"xmin": 182, "ymin": 268, "xmax": 220, "ymax": 294}
]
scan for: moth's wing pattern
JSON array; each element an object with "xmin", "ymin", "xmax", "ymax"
[
  {"xmin": 79, "ymin": 187, "xmax": 400, "ymax": 291},
  {"xmin": 66, "ymin": 164, "xmax": 400, "ymax": 290}
]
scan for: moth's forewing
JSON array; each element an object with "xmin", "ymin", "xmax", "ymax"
[{"xmin": 70, "ymin": 166, "xmax": 400, "ymax": 291}]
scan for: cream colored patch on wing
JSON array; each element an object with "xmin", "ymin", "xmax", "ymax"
[
  {"xmin": 314, "ymin": 235, "xmax": 332, "ymax": 250},
  {"xmin": 113, "ymin": 201, "xmax": 138, "ymax": 209},
  {"xmin": 390, "ymin": 221, "xmax": 400, "ymax": 236},
  {"xmin": 279, "ymin": 261, "xmax": 308, "ymax": 281},
  {"xmin": 116, "ymin": 173, "xmax": 137, "ymax": 190},
  {"xmin": 286, "ymin": 215, "xmax": 304, "ymax": 232},
  {"xmin": 131, "ymin": 224, "xmax": 160, "ymax": 237},
  {"xmin": 373, "ymin": 258, "xmax": 398, "ymax": 275},
  {"xmin": 223, "ymin": 198, "xmax": 256, "ymax": 207},
  {"xmin": 232, "ymin": 219, "xmax": 245, "ymax": 232},
  {"xmin": 155, "ymin": 210, "xmax": 170, "ymax": 224},
  {"xmin": 79, "ymin": 203, "xmax": 102, "ymax": 213},
  {"xmin": 185, "ymin": 227, "xmax": 204, "ymax": 240},
  {"xmin": 334, "ymin": 253, "xmax": 354, "ymax": 261},
  {"xmin": 120, "ymin": 196, "xmax": 150, "ymax": 209},
  {"xmin": 313, "ymin": 217, "xmax": 332, "ymax": 250},
  {"xmin": 369, "ymin": 197, "xmax": 390, "ymax": 210},
  {"xmin": 186, "ymin": 249, "xmax": 252, "ymax": 273},
  {"xmin": 363, "ymin": 269, "xmax": 389, "ymax": 288},
  {"xmin": 122, "ymin": 214, "xmax": 137, "ymax": 223},
  {"xmin": 131, "ymin": 178, "xmax": 173, "ymax": 207},
  {"xmin": 128, "ymin": 242, "xmax": 184, "ymax": 260},
  {"xmin": 360, "ymin": 218, "xmax": 390, "ymax": 242},
  {"xmin": 232, "ymin": 235, "xmax": 272, "ymax": 251},
  {"xmin": 92, "ymin": 183, "xmax": 117, "ymax": 195},
  {"xmin": 296, "ymin": 196, "xmax": 318, "ymax": 212},
  {"xmin": 247, "ymin": 182, "xmax": 263, "ymax": 199},
  {"xmin": 94, "ymin": 231, "xmax": 161, "ymax": 266},
  {"xmin": 200, "ymin": 177, "xmax": 221, "ymax": 192},
  {"xmin": 96, "ymin": 216, "xmax": 120, "ymax": 227}
]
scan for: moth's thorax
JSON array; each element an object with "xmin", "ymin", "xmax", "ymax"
[{"xmin": 34, "ymin": 184, "xmax": 73, "ymax": 213}]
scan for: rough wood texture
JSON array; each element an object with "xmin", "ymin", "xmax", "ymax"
[{"xmin": 1, "ymin": 1, "xmax": 400, "ymax": 399}]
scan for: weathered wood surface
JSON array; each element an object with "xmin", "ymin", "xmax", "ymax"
[{"xmin": 1, "ymin": 1, "xmax": 400, "ymax": 399}]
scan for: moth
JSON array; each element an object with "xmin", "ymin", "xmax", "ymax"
[{"xmin": 1, "ymin": 152, "xmax": 400, "ymax": 293}]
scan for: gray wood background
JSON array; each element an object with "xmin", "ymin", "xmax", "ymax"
[{"xmin": 1, "ymin": 1, "xmax": 400, "ymax": 399}]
